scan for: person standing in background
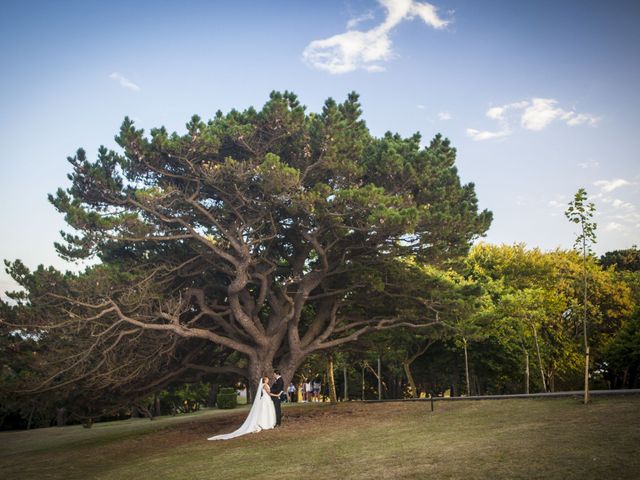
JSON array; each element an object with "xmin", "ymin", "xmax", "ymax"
[
  {"xmin": 287, "ymin": 382, "xmax": 296, "ymax": 403},
  {"xmin": 312, "ymin": 377, "xmax": 321, "ymax": 402}
]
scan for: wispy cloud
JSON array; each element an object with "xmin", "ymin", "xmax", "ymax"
[
  {"xmin": 466, "ymin": 128, "xmax": 510, "ymax": 141},
  {"xmin": 547, "ymin": 196, "xmax": 570, "ymax": 217},
  {"xmin": 346, "ymin": 10, "xmax": 376, "ymax": 29},
  {"xmin": 438, "ymin": 111, "xmax": 452, "ymax": 120},
  {"xmin": 594, "ymin": 178, "xmax": 631, "ymax": 193},
  {"xmin": 467, "ymin": 98, "xmax": 599, "ymax": 141},
  {"xmin": 612, "ymin": 199, "xmax": 634, "ymax": 209},
  {"xmin": 109, "ymin": 72, "xmax": 140, "ymax": 91},
  {"xmin": 578, "ymin": 160, "xmax": 600, "ymax": 169},
  {"xmin": 303, "ymin": 0, "xmax": 450, "ymax": 74},
  {"xmin": 604, "ymin": 222, "xmax": 624, "ymax": 232}
]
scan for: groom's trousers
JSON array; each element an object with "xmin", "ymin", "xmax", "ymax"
[{"xmin": 273, "ymin": 397, "xmax": 282, "ymax": 426}]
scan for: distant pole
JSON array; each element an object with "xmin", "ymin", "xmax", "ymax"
[
  {"xmin": 362, "ymin": 364, "xmax": 365, "ymax": 400},
  {"xmin": 525, "ymin": 349, "xmax": 530, "ymax": 395},
  {"xmin": 377, "ymin": 356, "xmax": 382, "ymax": 401},
  {"xmin": 343, "ymin": 366, "xmax": 348, "ymax": 401}
]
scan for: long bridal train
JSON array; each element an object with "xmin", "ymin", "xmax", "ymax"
[{"xmin": 208, "ymin": 379, "xmax": 276, "ymax": 441}]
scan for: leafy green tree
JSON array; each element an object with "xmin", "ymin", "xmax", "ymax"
[
  {"xmin": 600, "ymin": 247, "xmax": 640, "ymax": 272},
  {"xmin": 466, "ymin": 244, "xmax": 631, "ymax": 393},
  {"xmin": 599, "ymin": 246, "xmax": 640, "ymax": 388},
  {"xmin": 4, "ymin": 92, "xmax": 491, "ymax": 396},
  {"xmin": 565, "ymin": 187, "xmax": 597, "ymax": 402}
]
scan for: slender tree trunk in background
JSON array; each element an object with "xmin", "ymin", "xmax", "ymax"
[
  {"xmin": 377, "ymin": 356, "xmax": 382, "ymax": 401},
  {"xmin": 582, "ymin": 227, "xmax": 590, "ymax": 405},
  {"xmin": 403, "ymin": 360, "xmax": 418, "ymax": 398},
  {"xmin": 584, "ymin": 346, "xmax": 590, "ymax": 404},
  {"xmin": 56, "ymin": 407, "xmax": 67, "ymax": 427},
  {"xmin": 343, "ymin": 366, "xmax": 348, "ymax": 401},
  {"xmin": 209, "ymin": 384, "xmax": 219, "ymax": 407},
  {"xmin": 26, "ymin": 403, "xmax": 35, "ymax": 430},
  {"xmin": 402, "ymin": 341, "xmax": 433, "ymax": 399},
  {"xmin": 463, "ymin": 337, "xmax": 471, "ymax": 397},
  {"xmin": 361, "ymin": 364, "xmax": 365, "ymax": 400},
  {"xmin": 622, "ymin": 367, "xmax": 629, "ymax": 389},
  {"xmin": 327, "ymin": 354, "xmax": 338, "ymax": 403},
  {"xmin": 525, "ymin": 349, "xmax": 530, "ymax": 395},
  {"xmin": 530, "ymin": 322, "xmax": 547, "ymax": 392},
  {"xmin": 154, "ymin": 394, "xmax": 161, "ymax": 418}
]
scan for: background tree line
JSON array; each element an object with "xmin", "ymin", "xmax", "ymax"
[{"xmin": 2, "ymin": 244, "xmax": 637, "ymax": 429}]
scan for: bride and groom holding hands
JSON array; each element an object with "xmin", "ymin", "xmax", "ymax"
[{"xmin": 208, "ymin": 370, "xmax": 284, "ymax": 441}]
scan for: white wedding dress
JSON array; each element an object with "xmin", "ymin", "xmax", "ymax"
[{"xmin": 208, "ymin": 380, "xmax": 276, "ymax": 440}]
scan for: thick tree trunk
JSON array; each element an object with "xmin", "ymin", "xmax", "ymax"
[{"xmin": 248, "ymin": 351, "xmax": 305, "ymax": 401}]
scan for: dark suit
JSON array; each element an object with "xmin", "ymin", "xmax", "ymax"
[{"xmin": 271, "ymin": 376, "xmax": 284, "ymax": 426}]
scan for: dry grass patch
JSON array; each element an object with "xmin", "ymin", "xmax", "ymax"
[{"xmin": 1, "ymin": 397, "xmax": 639, "ymax": 480}]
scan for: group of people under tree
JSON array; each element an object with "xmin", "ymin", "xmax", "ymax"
[{"xmin": 285, "ymin": 376, "xmax": 322, "ymax": 403}]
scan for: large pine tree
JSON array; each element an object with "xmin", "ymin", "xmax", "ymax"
[{"xmin": 8, "ymin": 92, "xmax": 492, "ymax": 393}]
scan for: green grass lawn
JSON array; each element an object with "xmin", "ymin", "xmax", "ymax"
[{"xmin": 1, "ymin": 397, "xmax": 639, "ymax": 480}]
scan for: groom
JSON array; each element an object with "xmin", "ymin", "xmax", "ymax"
[{"xmin": 269, "ymin": 370, "xmax": 284, "ymax": 427}]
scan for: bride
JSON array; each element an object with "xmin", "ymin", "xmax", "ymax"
[{"xmin": 208, "ymin": 376, "xmax": 276, "ymax": 440}]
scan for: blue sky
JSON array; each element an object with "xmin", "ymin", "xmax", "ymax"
[{"xmin": 1, "ymin": 0, "xmax": 639, "ymax": 296}]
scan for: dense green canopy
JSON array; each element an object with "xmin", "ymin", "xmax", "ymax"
[{"xmin": 4, "ymin": 91, "xmax": 492, "ymax": 401}]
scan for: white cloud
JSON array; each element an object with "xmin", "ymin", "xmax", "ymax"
[
  {"xmin": 466, "ymin": 128, "xmax": 510, "ymax": 141},
  {"xmin": 467, "ymin": 98, "xmax": 598, "ymax": 141},
  {"xmin": 438, "ymin": 111, "xmax": 451, "ymax": 120},
  {"xmin": 109, "ymin": 72, "xmax": 140, "ymax": 91},
  {"xmin": 303, "ymin": 0, "xmax": 450, "ymax": 74},
  {"xmin": 521, "ymin": 98, "xmax": 600, "ymax": 131},
  {"xmin": 486, "ymin": 106, "xmax": 505, "ymax": 121},
  {"xmin": 604, "ymin": 222, "xmax": 624, "ymax": 232},
  {"xmin": 594, "ymin": 178, "xmax": 631, "ymax": 193},
  {"xmin": 521, "ymin": 98, "xmax": 565, "ymax": 131},
  {"xmin": 417, "ymin": 104, "xmax": 426, "ymax": 110}
]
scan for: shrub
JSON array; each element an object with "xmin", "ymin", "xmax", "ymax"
[{"xmin": 216, "ymin": 387, "xmax": 237, "ymax": 409}]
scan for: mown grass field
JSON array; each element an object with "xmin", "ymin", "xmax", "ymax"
[{"xmin": 1, "ymin": 396, "xmax": 639, "ymax": 480}]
